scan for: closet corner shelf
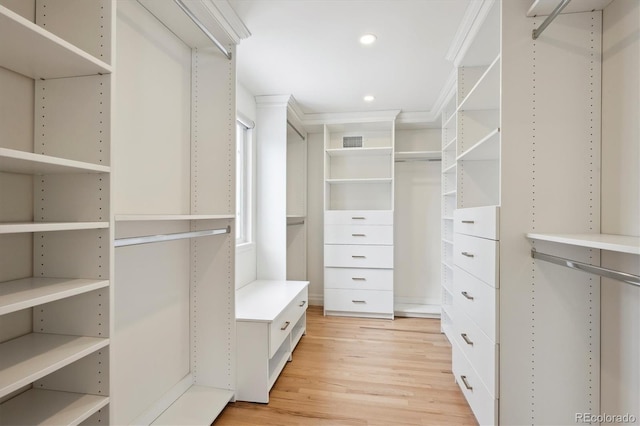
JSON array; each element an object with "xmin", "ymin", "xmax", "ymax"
[
  {"xmin": 394, "ymin": 151, "xmax": 441, "ymax": 161},
  {"xmin": 115, "ymin": 214, "xmax": 234, "ymax": 222},
  {"xmin": 151, "ymin": 386, "xmax": 233, "ymax": 426},
  {"xmin": 526, "ymin": 233, "xmax": 640, "ymax": 255},
  {"xmin": 0, "ymin": 277, "xmax": 109, "ymax": 316},
  {"xmin": 457, "ymin": 128, "xmax": 500, "ymax": 162},
  {"xmin": 326, "ymin": 178, "xmax": 392, "ymax": 185},
  {"xmin": 0, "ymin": 333, "xmax": 109, "ymax": 398},
  {"xmin": 442, "ymin": 163, "xmax": 457, "ymax": 174},
  {"xmin": 0, "ymin": 4, "xmax": 112, "ymax": 79},
  {"xmin": 0, "ymin": 148, "xmax": 110, "ymax": 175},
  {"xmin": 0, "ymin": 389, "xmax": 109, "ymax": 426},
  {"xmin": 457, "ymin": 55, "xmax": 500, "ymax": 112},
  {"xmin": 0, "ymin": 222, "xmax": 109, "ymax": 234},
  {"xmin": 443, "ymin": 137, "xmax": 457, "ymax": 152},
  {"xmin": 326, "ymin": 147, "xmax": 392, "ymax": 157}
]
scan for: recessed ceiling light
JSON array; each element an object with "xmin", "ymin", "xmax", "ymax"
[
  {"xmin": 364, "ymin": 95, "xmax": 375, "ymax": 102},
  {"xmin": 359, "ymin": 34, "xmax": 377, "ymax": 45}
]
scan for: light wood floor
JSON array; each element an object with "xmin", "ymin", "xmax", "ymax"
[{"xmin": 215, "ymin": 306, "xmax": 477, "ymax": 425}]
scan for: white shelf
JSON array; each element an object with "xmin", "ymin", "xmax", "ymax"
[
  {"xmin": 236, "ymin": 280, "xmax": 309, "ymax": 322},
  {"xmin": 443, "ymin": 137, "xmax": 457, "ymax": 152},
  {"xmin": 0, "ymin": 5, "xmax": 112, "ymax": 79},
  {"xmin": 457, "ymin": 128, "xmax": 500, "ymax": 161},
  {"xmin": 458, "ymin": 55, "xmax": 500, "ymax": 112},
  {"xmin": 443, "ymin": 216, "xmax": 454, "ymax": 221},
  {"xmin": 0, "ymin": 222, "xmax": 109, "ymax": 234},
  {"xmin": 442, "ymin": 239, "xmax": 453, "ymax": 246},
  {"xmin": 326, "ymin": 147, "xmax": 392, "ymax": 157},
  {"xmin": 394, "ymin": 151, "xmax": 441, "ymax": 161},
  {"xmin": 115, "ymin": 214, "xmax": 234, "ymax": 222},
  {"xmin": 442, "ymin": 261, "xmax": 454, "ymax": 270},
  {"xmin": 0, "ymin": 148, "xmax": 110, "ymax": 175},
  {"xmin": 443, "ymin": 163, "xmax": 457, "ymax": 174},
  {"xmin": 442, "ymin": 111, "xmax": 457, "ymax": 129},
  {"xmin": 0, "ymin": 389, "xmax": 109, "ymax": 426},
  {"xmin": 268, "ymin": 345, "xmax": 290, "ymax": 390},
  {"xmin": 527, "ymin": 233, "xmax": 640, "ymax": 255},
  {"xmin": 326, "ymin": 178, "xmax": 392, "ymax": 184},
  {"xmin": 0, "ymin": 333, "xmax": 109, "ymax": 398},
  {"xmin": 527, "ymin": 0, "xmax": 613, "ymax": 16},
  {"xmin": 0, "ymin": 278, "xmax": 109, "ymax": 316},
  {"xmin": 394, "ymin": 303, "xmax": 440, "ymax": 318},
  {"xmin": 443, "ymin": 190, "xmax": 457, "ymax": 196},
  {"xmin": 152, "ymin": 386, "xmax": 234, "ymax": 426}
]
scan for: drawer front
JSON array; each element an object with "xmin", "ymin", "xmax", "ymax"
[
  {"xmin": 291, "ymin": 287, "xmax": 309, "ymax": 324},
  {"xmin": 452, "ymin": 343, "xmax": 497, "ymax": 426},
  {"xmin": 325, "ymin": 225, "xmax": 393, "ymax": 245},
  {"xmin": 324, "ymin": 289, "xmax": 393, "ymax": 314},
  {"xmin": 324, "ymin": 245, "xmax": 393, "ymax": 269},
  {"xmin": 453, "ymin": 233, "xmax": 498, "ymax": 286},
  {"xmin": 454, "ymin": 266, "xmax": 497, "ymax": 341},
  {"xmin": 325, "ymin": 267, "xmax": 393, "ymax": 291},
  {"xmin": 268, "ymin": 288, "xmax": 308, "ymax": 358},
  {"xmin": 454, "ymin": 206, "xmax": 499, "ymax": 240},
  {"xmin": 325, "ymin": 210, "xmax": 393, "ymax": 226},
  {"xmin": 454, "ymin": 309, "xmax": 497, "ymax": 395}
]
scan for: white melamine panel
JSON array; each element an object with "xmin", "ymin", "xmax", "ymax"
[
  {"xmin": 151, "ymin": 386, "xmax": 234, "ymax": 426},
  {"xmin": 457, "ymin": 160, "xmax": 500, "ymax": 208},
  {"xmin": 454, "ymin": 233, "xmax": 499, "ymax": 286},
  {"xmin": 454, "ymin": 206, "xmax": 499, "ymax": 240},
  {"xmin": 0, "ymin": 67, "xmax": 33, "ymax": 152},
  {"xmin": 35, "ymin": 75, "xmax": 110, "ymax": 166},
  {"xmin": 287, "ymin": 136, "xmax": 307, "ymax": 217},
  {"xmin": 236, "ymin": 280, "xmax": 308, "ymax": 322},
  {"xmin": 324, "ymin": 225, "xmax": 393, "ymax": 245},
  {"xmin": 458, "ymin": 56, "xmax": 500, "ymax": 112},
  {"xmin": 0, "ymin": 333, "xmax": 108, "ymax": 398},
  {"xmin": 0, "ymin": 148, "xmax": 110, "ymax": 175},
  {"xmin": 452, "ymin": 344, "xmax": 496, "ymax": 426},
  {"xmin": 287, "ymin": 222, "xmax": 307, "ymax": 281},
  {"xmin": 236, "ymin": 321, "xmax": 270, "ymax": 403},
  {"xmin": 325, "ymin": 210, "xmax": 393, "ymax": 225},
  {"xmin": 527, "ymin": 233, "xmax": 639, "ymax": 255},
  {"xmin": 457, "ymin": 111, "xmax": 500, "ymax": 154},
  {"xmin": 35, "ymin": 174, "xmax": 108, "ymax": 222},
  {"xmin": 34, "ymin": 289, "xmax": 108, "ymax": 337},
  {"xmin": 454, "ymin": 310, "xmax": 497, "ymax": 395},
  {"xmin": 327, "ymin": 181, "xmax": 393, "ymax": 211},
  {"xmin": 454, "ymin": 266, "xmax": 497, "ymax": 341},
  {"xmin": 324, "ymin": 267, "xmax": 393, "ymax": 291},
  {"xmin": 324, "ymin": 289, "xmax": 393, "ymax": 314},
  {"xmin": 0, "ymin": 222, "xmax": 108, "ymax": 234},
  {"xmin": 458, "ymin": 66, "xmax": 488, "ymax": 104},
  {"xmin": 114, "ymin": 0, "xmax": 191, "ymax": 215},
  {"xmin": 0, "ymin": 389, "xmax": 108, "ymax": 426},
  {"xmin": 269, "ymin": 300, "xmax": 304, "ymax": 359},
  {"xmin": 457, "ymin": 128, "xmax": 499, "ymax": 161},
  {"xmin": 326, "ymin": 154, "xmax": 392, "ymax": 180},
  {"xmin": 34, "ymin": 349, "xmax": 109, "ymax": 396},
  {"xmin": 324, "ymin": 245, "xmax": 394, "ymax": 269},
  {"xmin": 34, "ymin": 229, "xmax": 108, "ymax": 280}
]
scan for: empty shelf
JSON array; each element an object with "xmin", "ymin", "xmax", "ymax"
[
  {"xmin": 0, "ymin": 277, "xmax": 109, "ymax": 316},
  {"xmin": 457, "ymin": 128, "xmax": 500, "ymax": 161},
  {"xmin": 115, "ymin": 214, "xmax": 234, "ymax": 221},
  {"xmin": 394, "ymin": 151, "xmax": 441, "ymax": 161},
  {"xmin": 0, "ymin": 148, "xmax": 110, "ymax": 175},
  {"xmin": 326, "ymin": 147, "xmax": 392, "ymax": 157},
  {"xmin": 457, "ymin": 56, "xmax": 500, "ymax": 111},
  {"xmin": 151, "ymin": 386, "xmax": 233, "ymax": 425},
  {"xmin": 0, "ymin": 222, "xmax": 109, "ymax": 234},
  {"xmin": 527, "ymin": 233, "xmax": 640, "ymax": 255}
]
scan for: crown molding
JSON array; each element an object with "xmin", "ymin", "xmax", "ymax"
[{"xmin": 205, "ymin": 0, "xmax": 251, "ymax": 44}]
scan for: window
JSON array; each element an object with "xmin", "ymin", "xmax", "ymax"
[{"xmin": 236, "ymin": 118, "xmax": 252, "ymax": 244}]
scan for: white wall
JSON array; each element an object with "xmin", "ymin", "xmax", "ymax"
[
  {"xmin": 235, "ymin": 83, "xmax": 257, "ymax": 289},
  {"xmin": 306, "ymin": 131, "xmax": 325, "ymax": 305},
  {"xmin": 601, "ymin": 0, "xmax": 640, "ymax": 420}
]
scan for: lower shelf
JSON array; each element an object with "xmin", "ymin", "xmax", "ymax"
[
  {"xmin": 394, "ymin": 303, "xmax": 441, "ymax": 318},
  {"xmin": 268, "ymin": 343, "xmax": 291, "ymax": 391},
  {"xmin": 152, "ymin": 385, "xmax": 234, "ymax": 426},
  {"xmin": 0, "ymin": 389, "xmax": 108, "ymax": 425}
]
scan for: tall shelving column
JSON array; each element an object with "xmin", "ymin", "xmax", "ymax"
[{"xmin": 0, "ymin": 1, "xmax": 113, "ymax": 423}]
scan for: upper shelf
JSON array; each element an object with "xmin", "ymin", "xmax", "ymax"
[
  {"xmin": 0, "ymin": 148, "xmax": 110, "ymax": 175},
  {"xmin": 527, "ymin": 0, "xmax": 613, "ymax": 16},
  {"xmin": 527, "ymin": 233, "xmax": 640, "ymax": 255},
  {"xmin": 0, "ymin": 222, "xmax": 109, "ymax": 234},
  {"xmin": 326, "ymin": 147, "xmax": 392, "ymax": 157},
  {"xmin": 395, "ymin": 151, "xmax": 441, "ymax": 161},
  {"xmin": 457, "ymin": 128, "xmax": 500, "ymax": 161},
  {"xmin": 115, "ymin": 214, "xmax": 234, "ymax": 222},
  {"xmin": 458, "ymin": 56, "xmax": 500, "ymax": 112},
  {"xmin": 0, "ymin": 5, "xmax": 112, "ymax": 79}
]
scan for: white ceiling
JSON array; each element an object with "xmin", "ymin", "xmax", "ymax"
[{"xmin": 228, "ymin": 0, "xmax": 472, "ymax": 118}]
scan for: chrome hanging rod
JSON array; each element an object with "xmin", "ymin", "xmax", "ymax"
[
  {"xmin": 287, "ymin": 120, "xmax": 306, "ymax": 141},
  {"xmin": 115, "ymin": 226, "xmax": 231, "ymax": 247},
  {"xmin": 531, "ymin": 250, "xmax": 640, "ymax": 287},
  {"xmin": 173, "ymin": 0, "xmax": 232, "ymax": 60},
  {"xmin": 532, "ymin": 0, "xmax": 572, "ymax": 40}
]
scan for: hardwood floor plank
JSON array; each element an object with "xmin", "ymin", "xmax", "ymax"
[{"xmin": 215, "ymin": 306, "xmax": 477, "ymax": 425}]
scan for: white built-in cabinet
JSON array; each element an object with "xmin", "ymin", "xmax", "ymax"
[
  {"xmin": 0, "ymin": 0, "xmax": 113, "ymax": 424},
  {"xmin": 442, "ymin": 0, "xmax": 635, "ymax": 424},
  {"xmin": 323, "ymin": 115, "xmax": 397, "ymax": 319}
]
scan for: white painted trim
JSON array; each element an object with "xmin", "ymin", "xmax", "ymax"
[
  {"xmin": 445, "ymin": 0, "xmax": 485, "ymax": 62},
  {"xmin": 303, "ymin": 109, "xmax": 401, "ymax": 126},
  {"xmin": 255, "ymin": 94, "xmax": 291, "ymax": 107},
  {"xmin": 451, "ymin": 0, "xmax": 497, "ymax": 67},
  {"xmin": 207, "ymin": 0, "xmax": 251, "ymax": 42}
]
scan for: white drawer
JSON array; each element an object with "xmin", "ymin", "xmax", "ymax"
[
  {"xmin": 325, "ymin": 267, "xmax": 393, "ymax": 290},
  {"xmin": 452, "ymin": 343, "xmax": 497, "ymax": 426},
  {"xmin": 268, "ymin": 288, "xmax": 308, "ymax": 358},
  {"xmin": 324, "ymin": 245, "xmax": 393, "ymax": 269},
  {"xmin": 325, "ymin": 225, "xmax": 393, "ymax": 245},
  {"xmin": 453, "ymin": 309, "xmax": 497, "ymax": 396},
  {"xmin": 454, "ymin": 266, "xmax": 498, "ymax": 341},
  {"xmin": 454, "ymin": 233, "xmax": 499, "ymax": 286},
  {"xmin": 324, "ymin": 289, "xmax": 393, "ymax": 315},
  {"xmin": 454, "ymin": 206, "xmax": 499, "ymax": 240},
  {"xmin": 325, "ymin": 210, "xmax": 393, "ymax": 225}
]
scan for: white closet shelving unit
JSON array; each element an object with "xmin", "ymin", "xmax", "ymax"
[
  {"xmin": 444, "ymin": 0, "xmax": 625, "ymax": 424},
  {"xmin": 112, "ymin": 1, "xmax": 246, "ymax": 424},
  {"xmin": 0, "ymin": 0, "xmax": 113, "ymax": 423},
  {"xmin": 323, "ymin": 114, "xmax": 398, "ymax": 319}
]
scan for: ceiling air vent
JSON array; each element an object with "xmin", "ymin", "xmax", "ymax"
[{"xmin": 343, "ymin": 136, "xmax": 363, "ymax": 148}]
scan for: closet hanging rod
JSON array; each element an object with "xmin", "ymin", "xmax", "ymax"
[
  {"xmin": 532, "ymin": 0, "xmax": 571, "ymax": 40},
  {"xmin": 173, "ymin": 0, "xmax": 232, "ymax": 60},
  {"xmin": 287, "ymin": 120, "xmax": 306, "ymax": 141},
  {"xmin": 115, "ymin": 226, "xmax": 231, "ymax": 247},
  {"xmin": 287, "ymin": 220, "xmax": 305, "ymax": 226},
  {"xmin": 531, "ymin": 250, "xmax": 640, "ymax": 287}
]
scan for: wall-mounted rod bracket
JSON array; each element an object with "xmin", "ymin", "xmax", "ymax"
[
  {"xmin": 115, "ymin": 226, "xmax": 231, "ymax": 247},
  {"xmin": 532, "ymin": 0, "xmax": 572, "ymax": 40},
  {"xmin": 173, "ymin": 0, "xmax": 232, "ymax": 59},
  {"xmin": 531, "ymin": 249, "xmax": 640, "ymax": 287}
]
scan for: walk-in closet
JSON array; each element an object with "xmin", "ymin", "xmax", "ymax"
[{"xmin": 0, "ymin": 0, "xmax": 637, "ymax": 425}]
